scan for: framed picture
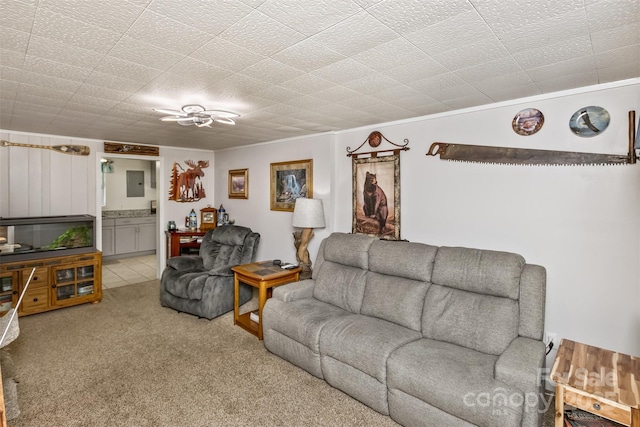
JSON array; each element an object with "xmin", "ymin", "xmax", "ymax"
[
  {"xmin": 228, "ymin": 168, "xmax": 248, "ymax": 199},
  {"xmin": 352, "ymin": 154, "xmax": 400, "ymax": 240},
  {"xmin": 270, "ymin": 159, "xmax": 313, "ymax": 212}
]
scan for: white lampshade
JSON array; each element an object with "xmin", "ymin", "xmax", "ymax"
[{"xmin": 292, "ymin": 198, "xmax": 325, "ymax": 228}]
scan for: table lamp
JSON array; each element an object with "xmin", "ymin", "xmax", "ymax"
[{"xmin": 292, "ymin": 198, "xmax": 325, "ymax": 279}]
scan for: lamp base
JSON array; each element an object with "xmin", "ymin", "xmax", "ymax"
[{"xmin": 293, "ymin": 229, "xmax": 314, "ymax": 280}]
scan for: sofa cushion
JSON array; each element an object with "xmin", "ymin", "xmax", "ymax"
[
  {"xmin": 432, "ymin": 246, "xmax": 524, "ymax": 299},
  {"xmin": 361, "ymin": 272, "xmax": 429, "ymax": 331},
  {"xmin": 387, "ymin": 339, "xmax": 524, "ymax": 427},
  {"xmin": 313, "ymin": 261, "xmax": 367, "ymax": 313},
  {"xmin": 322, "ymin": 233, "xmax": 376, "ymax": 269},
  {"xmin": 320, "ymin": 314, "xmax": 421, "ymax": 382},
  {"xmin": 422, "ymin": 284, "xmax": 519, "ymax": 355},
  {"xmin": 262, "ymin": 297, "xmax": 351, "ymax": 353},
  {"xmin": 368, "ymin": 240, "xmax": 437, "ymax": 282}
]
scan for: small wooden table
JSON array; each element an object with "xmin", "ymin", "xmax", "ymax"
[
  {"xmin": 232, "ymin": 261, "xmax": 301, "ymax": 340},
  {"xmin": 550, "ymin": 339, "xmax": 640, "ymax": 427},
  {"xmin": 165, "ymin": 229, "xmax": 207, "ymax": 258}
]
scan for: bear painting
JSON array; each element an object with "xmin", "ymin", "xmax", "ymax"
[
  {"xmin": 363, "ymin": 171, "xmax": 388, "ymax": 233},
  {"xmin": 353, "ymin": 154, "xmax": 399, "ymax": 240}
]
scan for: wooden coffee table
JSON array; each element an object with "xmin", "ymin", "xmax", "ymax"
[
  {"xmin": 550, "ymin": 338, "xmax": 640, "ymax": 426},
  {"xmin": 232, "ymin": 261, "xmax": 301, "ymax": 340}
]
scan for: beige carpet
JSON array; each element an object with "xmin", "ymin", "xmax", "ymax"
[{"xmin": 6, "ymin": 281, "xmax": 556, "ymax": 426}]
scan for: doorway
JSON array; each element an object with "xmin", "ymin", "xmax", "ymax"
[{"xmin": 95, "ymin": 153, "xmax": 166, "ymax": 281}]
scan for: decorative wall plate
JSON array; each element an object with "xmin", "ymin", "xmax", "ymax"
[
  {"xmin": 512, "ymin": 108, "xmax": 544, "ymax": 136},
  {"xmin": 569, "ymin": 106, "xmax": 610, "ymax": 137}
]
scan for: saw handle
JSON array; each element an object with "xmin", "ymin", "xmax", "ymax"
[{"xmin": 426, "ymin": 142, "xmax": 450, "ymax": 157}]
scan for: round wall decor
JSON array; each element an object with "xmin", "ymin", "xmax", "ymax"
[
  {"xmin": 512, "ymin": 108, "xmax": 544, "ymax": 136},
  {"xmin": 569, "ymin": 106, "xmax": 610, "ymax": 137}
]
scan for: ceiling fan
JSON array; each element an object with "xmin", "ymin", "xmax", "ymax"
[{"xmin": 153, "ymin": 104, "xmax": 239, "ymax": 127}]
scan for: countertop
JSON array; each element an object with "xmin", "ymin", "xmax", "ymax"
[{"xmin": 102, "ymin": 209, "xmax": 156, "ymax": 219}]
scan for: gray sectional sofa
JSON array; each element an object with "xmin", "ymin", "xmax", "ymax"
[{"xmin": 262, "ymin": 232, "xmax": 546, "ymax": 427}]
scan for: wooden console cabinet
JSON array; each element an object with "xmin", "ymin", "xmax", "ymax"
[
  {"xmin": 0, "ymin": 251, "xmax": 102, "ymax": 317},
  {"xmin": 165, "ymin": 230, "xmax": 206, "ymax": 258}
]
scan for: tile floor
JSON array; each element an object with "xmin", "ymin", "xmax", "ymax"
[{"xmin": 102, "ymin": 254, "xmax": 158, "ymax": 289}]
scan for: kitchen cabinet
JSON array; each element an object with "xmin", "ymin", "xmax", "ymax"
[
  {"xmin": 114, "ymin": 217, "xmax": 156, "ymax": 255},
  {"xmin": 102, "ymin": 218, "xmax": 115, "ymax": 256}
]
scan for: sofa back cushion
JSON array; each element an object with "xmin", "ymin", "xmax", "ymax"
[
  {"xmin": 422, "ymin": 285, "xmax": 518, "ymax": 355},
  {"xmin": 361, "ymin": 273, "xmax": 429, "ymax": 331},
  {"xmin": 423, "ymin": 246, "xmax": 525, "ymax": 355},
  {"xmin": 359, "ymin": 240, "xmax": 437, "ymax": 331},
  {"xmin": 431, "ymin": 246, "xmax": 524, "ymax": 299},
  {"xmin": 368, "ymin": 240, "xmax": 437, "ymax": 282},
  {"xmin": 322, "ymin": 233, "xmax": 376, "ymax": 269},
  {"xmin": 313, "ymin": 262, "xmax": 368, "ymax": 313},
  {"xmin": 312, "ymin": 233, "xmax": 376, "ymax": 313}
]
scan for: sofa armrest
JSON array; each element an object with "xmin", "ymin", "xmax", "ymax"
[
  {"xmin": 495, "ymin": 336, "xmax": 545, "ymax": 393},
  {"xmin": 166, "ymin": 255, "xmax": 204, "ymax": 271},
  {"xmin": 271, "ymin": 279, "xmax": 315, "ymax": 302},
  {"xmin": 208, "ymin": 266, "xmax": 233, "ymax": 277}
]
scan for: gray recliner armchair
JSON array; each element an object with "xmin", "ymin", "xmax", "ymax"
[{"xmin": 160, "ymin": 225, "xmax": 260, "ymax": 319}]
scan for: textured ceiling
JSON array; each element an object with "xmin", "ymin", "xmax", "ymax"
[{"xmin": 1, "ymin": 0, "xmax": 638, "ymax": 150}]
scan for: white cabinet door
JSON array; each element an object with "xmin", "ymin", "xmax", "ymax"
[
  {"xmin": 115, "ymin": 224, "xmax": 137, "ymax": 254},
  {"xmin": 102, "ymin": 226, "xmax": 115, "ymax": 256},
  {"xmin": 137, "ymin": 223, "xmax": 156, "ymax": 252}
]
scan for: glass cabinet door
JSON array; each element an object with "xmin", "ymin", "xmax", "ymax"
[
  {"xmin": 56, "ymin": 268, "xmax": 75, "ymax": 283},
  {"xmin": 0, "ymin": 273, "xmax": 18, "ymax": 314},
  {"xmin": 52, "ymin": 262, "xmax": 97, "ymax": 306}
]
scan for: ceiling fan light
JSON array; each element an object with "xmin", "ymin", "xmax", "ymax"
[
  {"xmin": 154, "ymin": 104, "xmax": 239, "ymax": 128},
  {"xmin": 160, "ymin": 116, "xmax": 189, "ymax": 122},
  {"xmin": 154, "ymin": 108, "xmax": 185, "ymax": 116},
  {"xmin": 195, "ymin": 118, "xmax": 213, "ymax": 127},
  {"xmin": 204, "ymin": 110, "xmax": 240, "ymax": 118},
  {"xmin": 181, "ymin": 104, "xmax": 206, "ymax": 114},
  {"xmin": 213, "ymin": 117, "xmax": 236, "ymax": 125}
]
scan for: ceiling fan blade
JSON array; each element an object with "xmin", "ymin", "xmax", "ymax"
[
  {"xmin": 153, "ymin": 108, "xmax": 186, "ymax": 116},
  {"xmin": 213, "ymin": 117, "xmax": 236, "ymax": 125},
  {"xmin": 160, "ymin": 116, "xmax": 194, "ymax": 122},
  {"xmin": 202, "ymin": 110, "xmax": 240, "ymax": 118}
]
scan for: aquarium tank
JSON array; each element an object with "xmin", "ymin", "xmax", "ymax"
[{"xmin": 0, "ymin": 215, "xmax": 96, "ymax": 262}]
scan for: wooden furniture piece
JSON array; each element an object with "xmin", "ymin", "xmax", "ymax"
[
  {"xmin": 551, "ymin": 338, "xmax": 640, "ymax": 427},
  {"xmin": 200, "ymin": 207, "xmax": 217, "ymax": 230},
  {"xmin": 0, "ymin": 360, "xmax": 5, "ymax": 427},
  {"xmin": 232, "ymin": 261, "xmax": 301, "ymax": 340},
  {"xmin": 165, "ymin": 229, "xmax": 207, "ymax": 258},
  {"xmin": 0, "ymin": 252, "xmax": 102, "ymax": 316}
]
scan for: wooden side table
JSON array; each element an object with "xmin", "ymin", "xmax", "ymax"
[
  {"xmin": 232, "ymin": 261, "xmax": 301, "ymax": 340},
  {"xmin": 550, "ymin": 338, "xmax": 640, "ymax": 427},
  {"xmin": 165, "ymin": 229, "xmax": 207, "ymax": 258}
]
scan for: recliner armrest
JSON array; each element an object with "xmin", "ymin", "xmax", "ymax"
[
  {"xmin": 208, "ymin": 266, "xmax": 233, "ymax": 277},
  {"xmin": 166, "ymin": 255, "xmax": 204, "ymax": 271},
  {"xmin": 495, "ymin": 336, "xmax": 545, "ymax": 394},
  {"xmin": 271, "ymin": 279, "xmax": 315, "ymax": 302}
]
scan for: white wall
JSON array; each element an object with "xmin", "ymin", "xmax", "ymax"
[
  {"xmin": 103, "ymin": 158, "xmax": 157, "ymax": 210},
  {"xmin": 0, "ymin": 132, "xmax": 100, "ymax": 218},
  {"xmin": 0, "ymin": 131, "xmax": 215, "ymax": 275},
  {"xmin": 215, "ymin": 80, "xmax": 640, "ymax": 365},
  {"xmin": 213, "ymin": 132, "xmax": 334, "ymax": 265},
  {"xmin": 2, "ymin": 80, "xmax": 638, "ymax": 363}
]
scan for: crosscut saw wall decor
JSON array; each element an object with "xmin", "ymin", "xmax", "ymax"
[
  {"xmin": 348, "ymin": 131, "xmax": 409, "ymax": 241},
  {"xmin": 426, "ymin": 111, "xmax": 638, "ymax": 166},
  {"xmin": 168, "ymin": 160, "xmax": 209, "ymax": 202}
]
